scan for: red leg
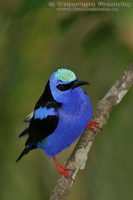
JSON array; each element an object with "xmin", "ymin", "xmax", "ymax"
[
  {"xmin": 53, "ymin": 156, "xmax": 73, "ymax": 180},
  {"xmin": 86, "ymin": 121, "xmax": 101, "ymax": 132}
]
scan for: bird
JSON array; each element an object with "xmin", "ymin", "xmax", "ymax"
[{"xmin": 16, "ymin": 68, "xmax": 100, "ymax": 179}]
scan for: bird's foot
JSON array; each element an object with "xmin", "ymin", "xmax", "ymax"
[
  {"xmin": 86, "ymin": 121, "xmax": 101, "ymax": 132},
  {"xmin": 53, "ymin": 156, "xmax": 73, "ymax": 180},
  {"xmin": 57, "ymin": 165, "xmax": 72, "ymax": 179}
]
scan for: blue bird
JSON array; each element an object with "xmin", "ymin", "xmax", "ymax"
[{"xmin": 16, "ymin": 68, "xmax": 100, "ymax": 179}]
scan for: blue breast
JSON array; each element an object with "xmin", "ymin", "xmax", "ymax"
[{"xmin": 37, "ymin": 87, "xmax": 92, "ymax": 157}]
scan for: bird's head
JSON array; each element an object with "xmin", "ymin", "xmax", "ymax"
[{"xmin": 49, "ymin": 68, "xmax": 89, "ymax": 102}]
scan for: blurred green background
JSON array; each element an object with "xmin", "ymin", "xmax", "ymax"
[{"xmin": 0, "ymin": 0, "xmax": 133, "ymax": 199}]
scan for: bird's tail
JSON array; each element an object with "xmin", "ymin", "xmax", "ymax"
[
  {"xmin": 16, "ymin": 145, "xmax": 36, "ymax": 162},
  {"xmin": 19, "ymin": 128, "xmax": 29, "ymax": 139}
]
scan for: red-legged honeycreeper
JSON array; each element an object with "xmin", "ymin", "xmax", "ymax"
[{"xmin": 16, "ymin": 68, "xmax": 100, "ymax": 179}]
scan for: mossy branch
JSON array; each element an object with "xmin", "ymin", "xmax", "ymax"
[{"xmin": 50, "ymin": 64, "xmax": 133, "ymax": 200}]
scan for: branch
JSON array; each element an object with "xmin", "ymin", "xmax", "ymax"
[{"xmin": 50, "ymin": 64, "xmax": 133, "ymax": 200}]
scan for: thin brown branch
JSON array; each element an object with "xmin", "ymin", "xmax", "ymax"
[{"xmin": 50, "ymin": 64, "xmax": 133, "ymax": 200}]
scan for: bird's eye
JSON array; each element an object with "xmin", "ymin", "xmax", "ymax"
[
  {"xmin": 57, "ymin": 84, "xmax": 66, "ymax": 91},
  {"xmin": 57, "ymin": 81, "xmax": 78, "ymax": 91}
]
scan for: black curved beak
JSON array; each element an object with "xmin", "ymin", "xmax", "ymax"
[{"xmin": 71, "ymin": 80, "xmax": 90, "ymax": 90}]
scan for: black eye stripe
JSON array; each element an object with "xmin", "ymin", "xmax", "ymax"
[{"xmin": 57, "ymin": 80, "xmax": 77, "ymax": 91}]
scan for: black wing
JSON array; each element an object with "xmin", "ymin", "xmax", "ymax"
[
  {"xmin": 17, "ymin": 80, "xmax": 61, "ymax": 162},
  {"xmin": 35, "ymin": 80, "xmax": 57, "ymax": 110},
  {"xmin": 25, "ymin": 115, "xmax": 59, "ymax": 145},
  {"xmin": 25, "ymin": 80, "xmax": 61, "ymax": 145}
]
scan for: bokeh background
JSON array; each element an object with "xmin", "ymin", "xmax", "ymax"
[{"xmin": 0, "ymin": 0, "xmax": 133, "ymax": 199}]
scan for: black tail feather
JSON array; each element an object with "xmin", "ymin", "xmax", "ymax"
[
  {"xmin": 19, "ymin": 128, "xmax": 29, "ymax": 139},
  {"xmin": 16, "ymin": 145, "xmax": 36, "ymax": 162}
]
